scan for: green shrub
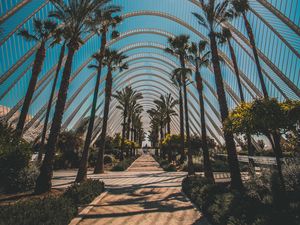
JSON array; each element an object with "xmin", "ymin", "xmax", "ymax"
[
  {"xmin": 5, "ymin": 165, "xmax": 39, "ymax": 193},
  {"xmin": 153, "ymin": 156, "xmax": 177, "ymax": 172},
  {"xmin": 183, "ymin": 168, "xmax": 300, "ymax": 225},
  {"xmin": 104, "ymin": 155, "xmax": 113, "ymax": 164},
  {"xmin": 165, "ymin": 164, "xmax": 177, "ymax": 172},
  {"xmin": 182, "ymin": 175, "xmax": 211, "ymax": 198},
  {"xmin": 0, "ymin": 196, "xmax": 77, "ymax": 225},
  {"xmin": 0, "ymin": 123, "xmax": 34, "ymax": 193},
  {"xmin": 63, "ymin": 179, "xmax": 105, "ymax": 206},
  {"xmin": 88, "ymin": 147, "xmax": 97, "ymax": 167},
  {"xmin": 111, "ymin": 156, "xmax": 137, "ymax": 171}
]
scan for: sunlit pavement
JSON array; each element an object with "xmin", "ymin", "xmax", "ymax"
[{"xmin": 53, "ymin": 154, "xmax": 209, "ymax": 225}]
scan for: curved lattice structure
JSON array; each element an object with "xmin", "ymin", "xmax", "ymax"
[{"xmin": 0, "ymin": 0, "xmax": 299, "ymax": 144}]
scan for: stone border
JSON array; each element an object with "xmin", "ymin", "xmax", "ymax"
[{"xmin": 69, "ymin": 191, "xmax": 108, "ymax": 225}]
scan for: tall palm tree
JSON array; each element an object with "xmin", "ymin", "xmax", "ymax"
[
  {"xmin": 172, "ymin": 67, "xmax": 194, "ymax": 174},
  {"xmin": 219, "ymin": 27, "xmax": 255, "ymax": 173},
  {"xmin": 113, "ymin": 86, "xmax": 143, "ymax": 159},
  {"xmin": 16, "ymin": 19, "xmax": 57, "ymax": 138},
  {"xmin": 148, "ymin": 107, "xmax": 165, "ymax": 143},
  {"xmin": 165, "ymin": 35, "xmax": 191, "ymax": 163},
  {"xmin": 154, "ymin": 94, "xmax": 178, "ymax": 135},
  {"xmin": 75, "ymin": 5, "xmax": 121, "ymax": 182},
  {"xmin": 193, "ymin": 0, "xmax": 243, "ymax": 190},
  {"xmin": 35, "ymin": 0, "xmax": 108, "ymax": 194},
  {"xmin": 188, "ymin": 40, "xmax": 214, "ymax": 182},
  {"xmin": 38, "ymin": 30, "xmax": 66, "ymax": 162},
  {"xmin": 230, "ymin": 0, "xmax": 268, "ymax": 98},
  {"xmin": 149, "ymin": 113, "xmax": 160, "ymax": 155},
  {"xmin": 127, "ymin": 101, "xmax": 143, "ymax": 140},
  {"xmin": 93, "ymin": 49, "xmax": 128, "ymax": 174},
  {"xmin": 132, "ymin": 113, "xmax": 143, "ymax": 143}
]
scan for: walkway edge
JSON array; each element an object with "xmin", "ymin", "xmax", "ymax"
[{"xmin": 69, "ymin": 191, "xmax": 108, "ymax": 225}]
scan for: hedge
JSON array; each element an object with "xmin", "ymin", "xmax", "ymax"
[
  {"xmin": 182, "ymin": 175, "xmax": 299, "ymax": 225},
  {"xmin": 0, "ymin": 179, "xmax": 105, "ymax": 225},
  {"xmin": 111, "ymin": 156, "xmax": 138, "ymax": 171}
]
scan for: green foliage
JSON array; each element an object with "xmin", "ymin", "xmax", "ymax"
[
  {"xmin": 63, "ymin": 179, "xmax": 105, "ymax": 206},
  {"xmin": 104, "ymin": 155, "xmax": 113, "ymax": 164},
  {"xmin": 0, "ymin": 123, "xmax": 35, "ymax": 193},
  {"xmin": 5, "ymin": 165, "xmax": 39, "ymax": 193},
  {"xmin": 153, "ymin": 156, "xmax": 177, "ymax": 172},
  {"xmin": 225, "ymin": 98, "xmax": 300, "ymax": 136},
  {"xmin": 111, "ymin": 156, "xmax": 137, "ymax": 171},
  {"xmin": 0, "ymin": 196, "xmax": 77, "ymax": 225},
  {"xmin": 182, "ymin": 166, "xmax": 300, "ymax": 225},
  {"xmin": 0, "ymin": 179, "xmax": 106, "ymax": 225},
  {"xmin": 190, "ymin": 135, "xmax": 216, "ymax": 153},
  {"xmin": 54, "ymin": 131, "xmax": 83, "ymax": 169}
]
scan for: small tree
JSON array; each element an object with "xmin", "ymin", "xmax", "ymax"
[{"xmin": 225, "ymin": 98, "xmax": 300, "ymax": 190}]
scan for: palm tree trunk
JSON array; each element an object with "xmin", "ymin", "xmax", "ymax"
[
  {"xmin": 120, "ymin": 110, "xmax": 127, "ymax": 160},
  {"xmin": 167, "ymin": 116, "xmax": 171, "ymax": 134},
  {"xmin": 38, "ymin": 42, "xmax": 66, "ymax": 162},
  {"xmin": 228, "ymin": 39, "xmax": 255, "ymax": 174},
  {"xmin": 179, "ymin": 85, "xmax": 185, "ymax": 163},
  {"xmin": 127, "ymin": 115, "xmax": 131, "ymax": 140},
  {"xmin": 131, "ymin": 120, "xmax": 134, "ymax": 141},
  {"xmin": 227, "ymin": 39, "xmax": 244, "ymax": 102},
  {"xmin": 181, "ymin": 57, "xmax": 193, "ymax": 175},
  {"xmin": 242, "ymin": 13, "xmax": 268, "ymax": 98},
  {"xmin": 76, "ymin": 32, "xmax": 107, "ymax": 182},
  {"xmin": 94, "ymin": 69, "xmax": 113, "ymax": 174},
  {"xmin": 35, "ymin": 44, "xmax": 76, "ymax": 194},
  {"xmin": 266, "ymin": 132, "xmax": 285, "ymax": 191},
  {"xmin": 75, "ymin": 66, "xmax": 102, "ymax": 183},
  {"xmin": 195, "ymin": 69, "xmax": 214, "ymax": 182},
  {"xmin": 209, "ymin": 32, "xmax": 243, "ymax": 191},
  {"xmin": 16, "ymin": 41, "xmax": 46, "ymax": 137}
]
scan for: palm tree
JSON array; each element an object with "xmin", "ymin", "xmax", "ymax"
[
  {"xmin": 230, "ymin": 0, "xmax": 268, "ymax": 98},
  {"xmin": 154, "ymin": 94, "xmax": 178, "ymax": 135},
  {"xmin": 188, "ymin": 40, "xmax": 214, "ymax": 182},
  {"xmin": 75, "ymin": 5, "xmax": 121, "ymax": 182},
  {"xmin": 148, "ymin": 113, "xmax": 160, "ymax": 156},
  {"xmin": 38, "ymin": 29, "xmax": 66, "ymax": 162},
  {"xmin": 165, "ymin": 35, "xmax": 191, "ymax": 164},
  {"xmin": 113, "ymin": 86, "xmax": 143, "ymax": 159},
  {"xmin": 35, "ymin": 0, "xmax": 108, "ymax": 194},
  {"xmin": 132, "ymin": 113, "xmax": 143, "ymax": 143},
  {"xmin": 172, "ymin": 67, "xmax": 194, "ymax": 174},
  {"xmin": 93, "ymin": 49, "xmax": 128, "ymax": 174},
  {"xmin": 127, "ymin": 101, "xmax": 143, "ymax": 140},
  {"xmin": 193, "ymin": 0, "xmax": 243, "ymax": 190},
  {"xmin": 16, "ymin": 19, "xmax": 57, "ymax": 138},
  {"xmin": 219, "ymin": 27, "xmax": 255, "ymax": 173}
]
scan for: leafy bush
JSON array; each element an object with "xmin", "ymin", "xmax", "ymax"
[
  {"xmin": 5, "ymin": 165, "xmax": 39, "ymax": 193},
  {"xmin": 0, "ymin": 179, "xmax": 106, "ymax": 225},
  {"xmin": 111, "ymin": 156, "xmax": 137, "ymax": 171},
  {"xmin": 182, "ymin": 170, "xmax": 300, "ymax": 225},
  {"xmin": 153, "ymin": 156, "xmax": 177, "ymax": 172},
  {"xmin": 0, "ymin": 196, "xmax": 77, "ymax": 225},
  {"xmin": 0, "ymin": 123, "xmax": 35, "ymax": 193},
  {"xmin": 54, "ymin": 131, "xmax": 83, "ymax": 169},
  {"xmin": 64, "ymin": 179, "xmax": 105, "ymax": 205},
  {"xmin": 165, "ymin": 164, "xmax": 177, "ymax": 171},
  {"xmin": 104, "ymin": 155, "xmax": 113, "ymax": 164}
]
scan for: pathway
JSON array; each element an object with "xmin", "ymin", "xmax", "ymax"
[{"xmin": 63, "ymin": 154, "xmax": 208, "ymax": 225}]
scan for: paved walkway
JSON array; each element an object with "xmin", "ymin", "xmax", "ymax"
[{"xmin": 61, "ymin": 155, "xmax": 208, "ymax": 225}]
